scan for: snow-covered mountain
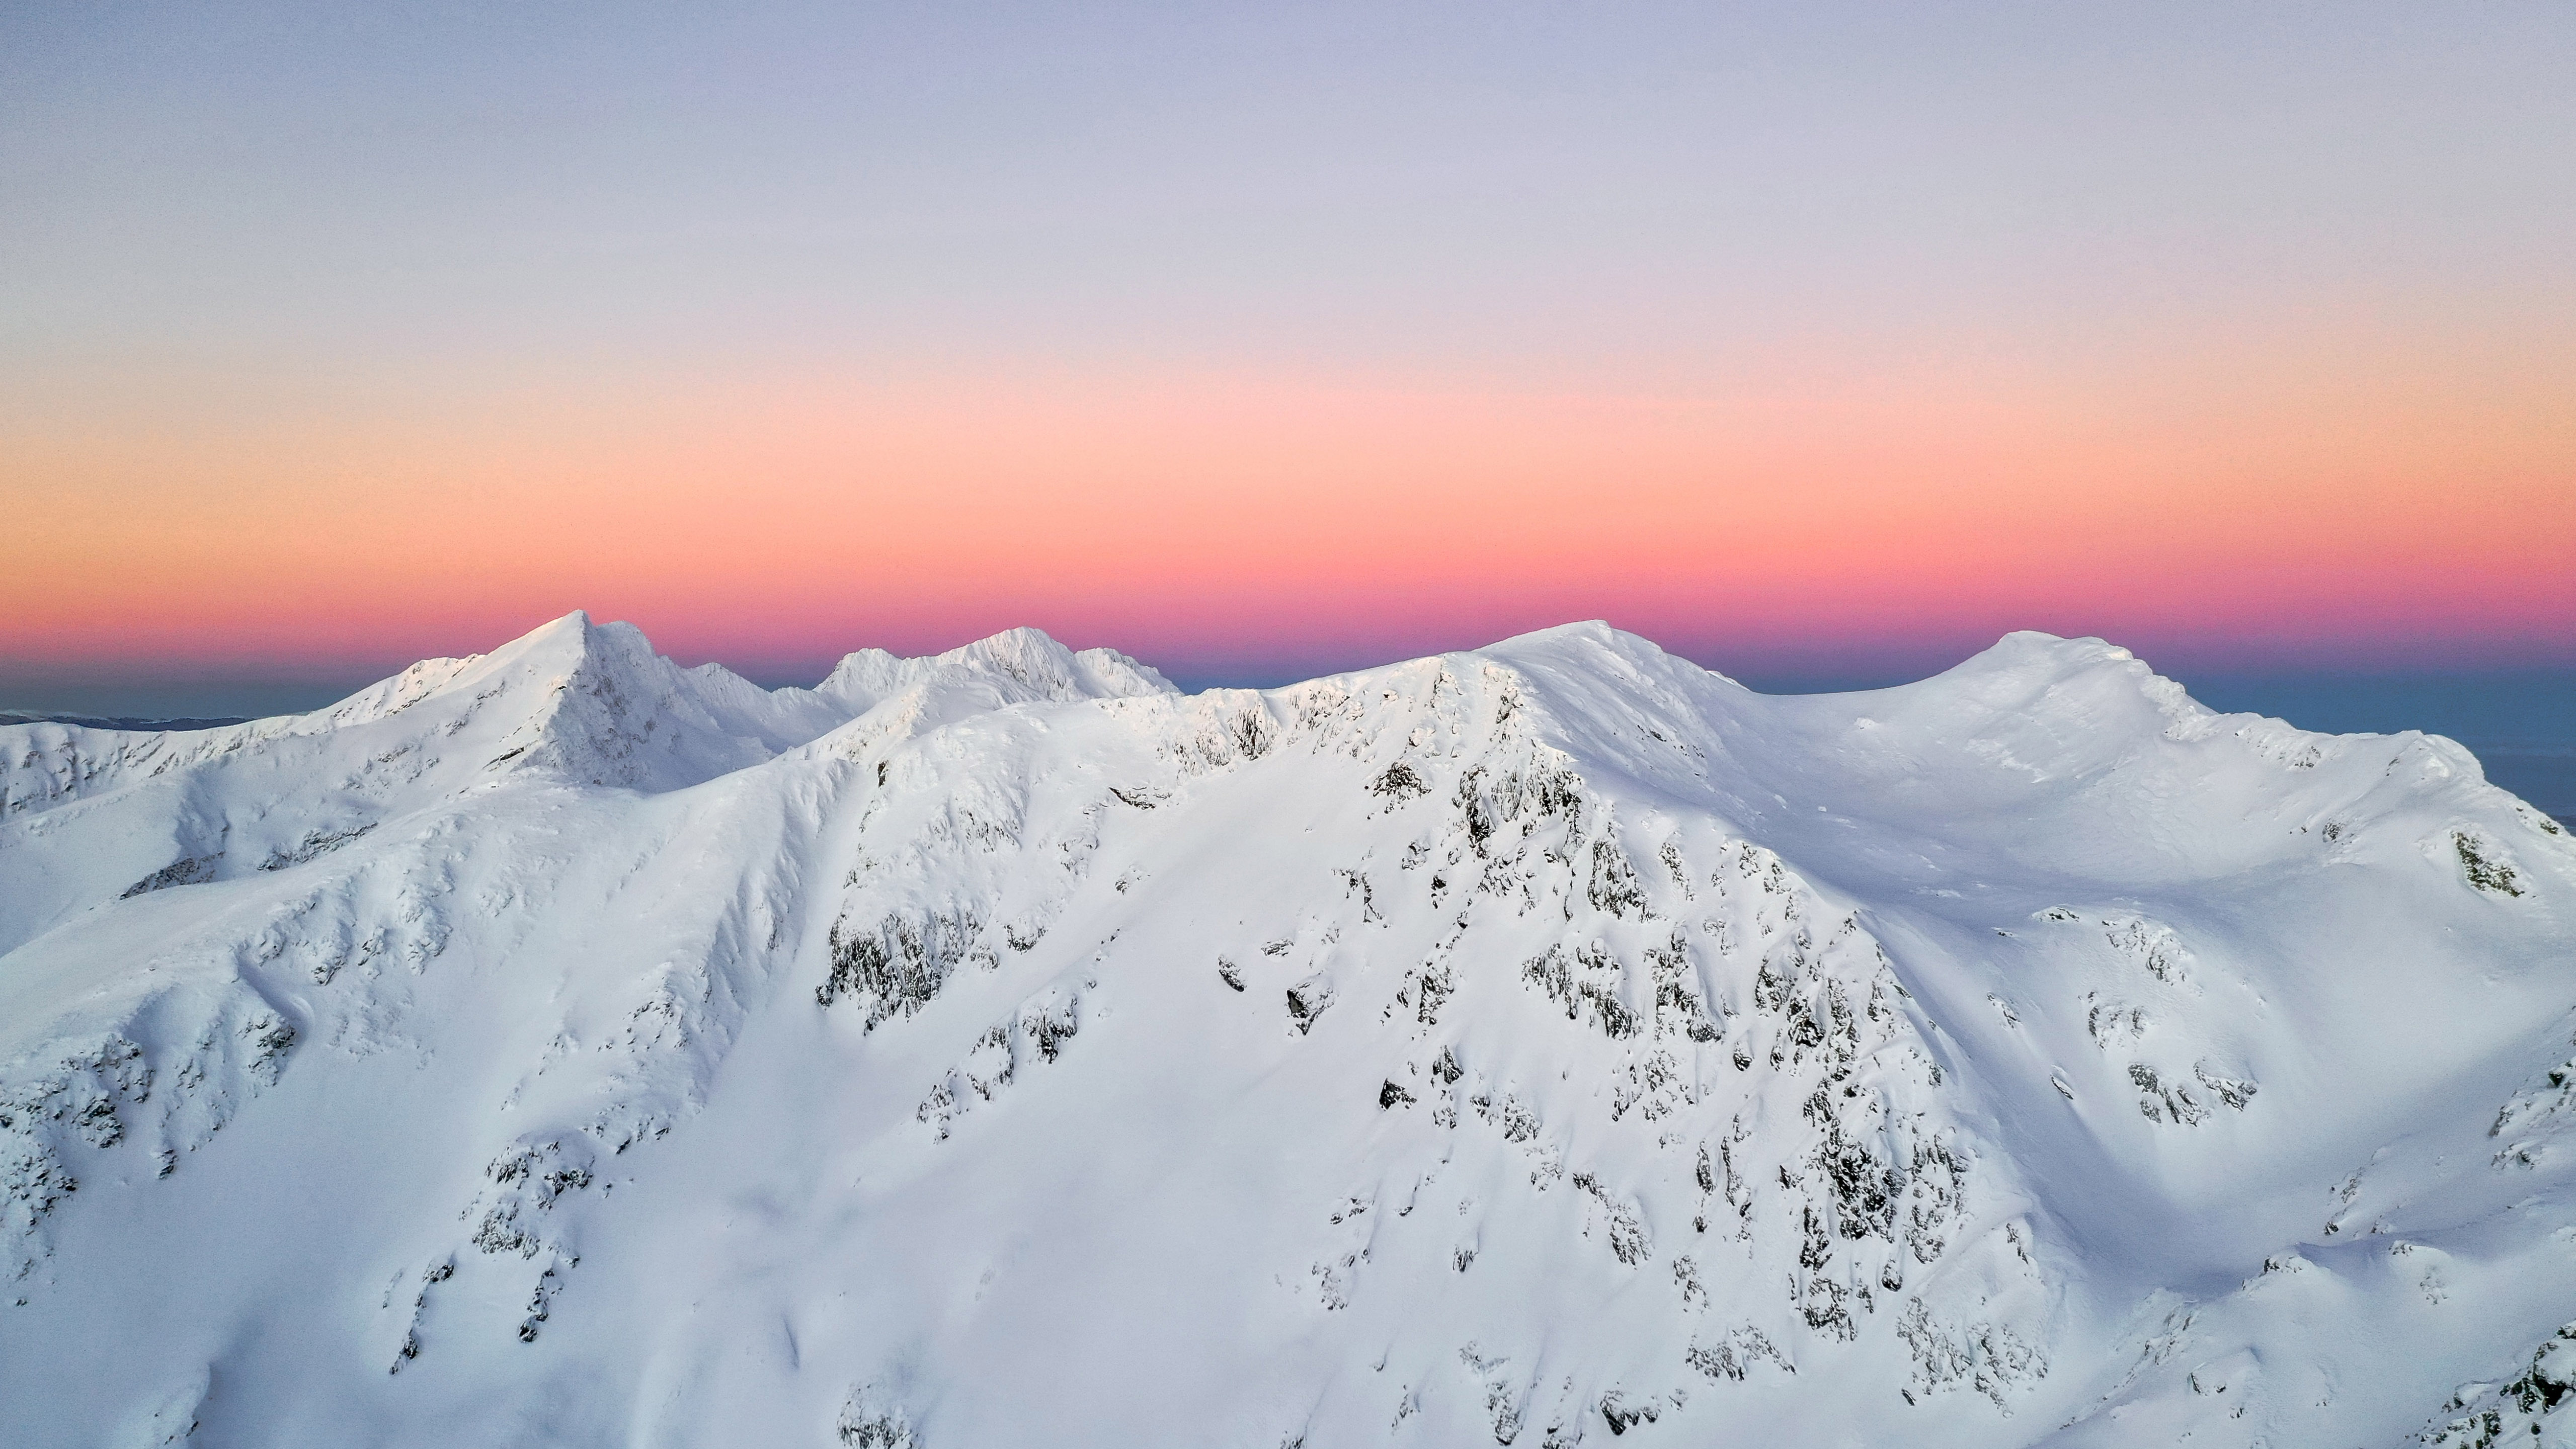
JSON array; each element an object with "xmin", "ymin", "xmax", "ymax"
[{"xmin": 3, "ymin": 613, "xmax": 2570, "ymax": 1448}]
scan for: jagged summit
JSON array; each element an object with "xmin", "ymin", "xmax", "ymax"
[
  {"xmin": 1, "ymin": 618, "xmax": 2570, "ymax": 1447},
  {"xmin": 808, "ymin": 623, "xmax": 1175, "ymax": 713},
  {"xmin": 318, "ymin": 614, "xmax": 1177, "ymax": 769},
  {"xmin": 0, "ymin": 616, "xmax": 1166, "ymax": 952}
]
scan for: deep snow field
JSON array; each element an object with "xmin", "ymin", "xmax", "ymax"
[{"xmin": 2, "ymin": 614, "xmax": 2571, "ymax": 1448}]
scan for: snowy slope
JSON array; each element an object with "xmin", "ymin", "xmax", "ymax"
[{"xmin": 1, "ymin": 616, "xmax": 2569, "ymax": 1448}]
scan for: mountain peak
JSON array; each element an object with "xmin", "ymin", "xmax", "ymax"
[
  {"xmin": 7, "ymin": 616, "xmax": 2571, "ymax": 1446},
  {"xmin": 815, "ymin": 625, "xmax": 1175, "ymax": 713}
]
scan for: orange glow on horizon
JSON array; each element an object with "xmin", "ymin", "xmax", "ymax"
[{"xmin": 8, "ymin": 341, "xmax": 2572, "ymax": 679}]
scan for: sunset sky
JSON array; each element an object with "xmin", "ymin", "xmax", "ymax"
[{"xmin": 5, "ymin": 3, "xmax": 2572, "ymax": 705}]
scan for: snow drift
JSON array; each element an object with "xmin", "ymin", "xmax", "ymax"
[{"xmin": 1, "ymin": 613, "xmax": 2570, "ymax": 1447}]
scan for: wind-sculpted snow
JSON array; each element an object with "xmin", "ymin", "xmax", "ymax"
[{"xmin": 0, "ymin": 618, "xmax": 2570, "ymax": 1447}]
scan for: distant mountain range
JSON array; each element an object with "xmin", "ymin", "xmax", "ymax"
[{"xmin": 1, "ymin": 709, "xmax": 255, "ymax": 733}]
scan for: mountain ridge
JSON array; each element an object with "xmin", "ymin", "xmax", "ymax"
[{"xmin": 1, "ymin": 615, "xmax": 2569, "ymax": 1447}]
